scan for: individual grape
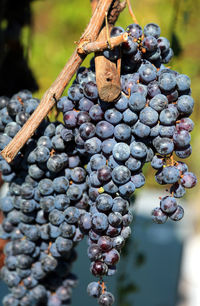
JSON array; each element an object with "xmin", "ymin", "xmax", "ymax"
[
  {"xmin": 125, "ymin": 156, "xmax": 142, "ymax": 171},
  {"xmin": 103, "ymin": 180, "xmax": 118, "ymax": 195},
  {"xmin": 112, "ymin": 166, "xmax": 131, "ymax": 185},
  {"xmin": 104, "ymin": 108, "xmax": 122, "ymax": 125},
  {"xmin": 170, "ymin": 183, "xmax": 186, "ymax": 198},
  {"xmin": 112, "ymin": 197, "xmax": 128, "ymax": 215},
  {"xmin": 97, "ymin": 166, "xmax": 112, "ymax": 182},
  {"xmin": 102, "ymin": 248, "xmax": 120, "ymax": 266},
  {"xmin": 57, "ymin": 96, "xmax": 74, "ymax": 112},
  {"xmin": 87, "ymin": 282, "xmax": 102, "ymax": 298},
  {"xmin": 92, "ymin": 213, "xmax": 109, "ymax": 232},
  {"xmin": 159, "ymin": 73, "xmax": 176, "ymax": 91},
  {"xmin": 78, "ymin": 97, "xmax": 94, "ymax": 111},
  {"xmin": 102, "ymin": 139, "xmax": 117, "ymax": 156},
  {"xmin": 139, "ymin": 107, "xmax": 158, "ymax": 126},
  {"xmin": 83, "ymin": 81, "xmax": 98, "ymax": 101},
  {"xmin": 173, "ymin": 130, "xmax": 191, "ymax": 148},
  {"xmin": 143, "ymin": 35, "xmax": 157, "ymax": 51},
  {"xmin": 159, "ymin": 125, "xmax": 175, "ymax": 137},
  {"xmin": 177, "ymin": 95, "xmax": 194, "ymax": 115},
  {"xmin": 131, "ymin": 173, "xmax": 145, "ymax": 188},
  {"xmin": 130, "ymin": 141, "xmax": 147, "ymax": 159},
  {"xmin": 96, "ymin": 121, "xmax": 114, "ymax": 139},
  {"xmin": 175, "ymin": 161, "xmax": 188, "ymax": 174},
  {"xmin": 132, "ymin": 121, "xmax": 151, "ymax": 138},
  {"xmin": 90, "ymin": 261, "xmax": 108, "ymax": 277},
  {"xmin": 175, "ymin": 145, "xmax": 192, "ymax": 159},
  {"xmin": 123, "ymin": 109, "xmax": 138, "ymax": 125},
  {"xmin": 89, "ymin": 105, "xmax": 104, "ymax": 121},
  {"xmin": 152, "ymin": 207, "xmax": 168, "ymax": 224},
  {"xmin": 176, "ymin": 118, "xmax": 194, "ymax": 132},
  {"xmin": 159, "ymin": 107, "xmax": 177, "ymax": 126},
  {"xmin": 162, "ymin": 48, "xmax": 174, "ymax": 64},
  {"xmin": 84, "ymin": 137, "xmax": 102, "ymax": 154},
  {"xmin": 128, "ymin": 93, "xmax": 146, "ymax": 112},
  {"xmin": 157, "ymin": 37, "xmax": 170, "ymax": 53},
  {"xmin": 180, "ymin": 172, "xmax": 197, "ymax": 188},
  {"xmin": 98, "ymin": 292, "xmax": 115, "ymax": 306},
  {"xmin": 87, "ymin": 244, "xmax": 102, "ymax": 260},
  {"xmin": 115, "ymin": 95, "xmax": 129, "ymax": 111},
  {"xmin": 55, "ymin": 237, "xmax": 73, "ymax": 253},
  {"xmin": 139, "ymin": 62, "xmax": 157, "ymax": 83},
  {"xmin": 112, "ymin": 235, "xmax": 125, "ymax": 250},
  {"xmin": 153, "ymin": 136, "xmax": 174, "ymax": 155},
  {"xmin": 68, "ymin": 84, "xmax": 83, "ymax": 102},
  {"xmin": 169, "ymin": 205, "xmax": 184, "ymax": 221},
  {"xmin": 63, "ymin": 111, "xmax": 77, "ymax": 128},
  {"xmin": 160, "ymin": 196, "xmax": 177, "ymax": 214},
  {"xmin": 112, "ymin": 143, "xmax": 130, "ymax": 161},
  {"xmin": 144, "ymin": 23, "xmax": 161, "ymax": 38},
  {"xmin": 149, "ymin": 94, "xmax": 168, "ymax": 112},
  {"xmin": 119, "ymin": 181, "xmax": 135, "ymax": 197},
  {"xmin": 103, "ymin": 48, "xmax": 120, "ymax": 61},
  {"xmin": 176, "ymin": 74, "xmax": 191, "ymax": 92},
  {"xmin": 162, "ymin": 166, "xmax": 180, "ymax": 184},
  {"xmin": 96, "ymin": 194, "xmax": 113, "ymax": 212},
  {"xmin": 114, "ymin": 123, "xmax": 131, "ymax": 141},
  {"xmin": 122, "ymin": 37, "xmax": 138, "ymax": 55},
  {"xmin": 108, "ymin": 212, "xmax": 123, "ymax": 227},
  {"xmin": 147, "ymin": 80, "xmax": 161, "ymax": 98},
  {"xmin": 126, "ymin": 23, "xmax": 142, "ymax": 39}
]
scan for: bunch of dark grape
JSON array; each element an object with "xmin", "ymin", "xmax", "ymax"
[
  {"xmin": 0, "ymin": 95, "xmax": 91, "ymax": 305},
  {"xmin": 56, "ymin": 22, "xmax": 197, "ymax": 305},
  {"xmin": 0, "ymin": 21, "xmax": 197, "ymax": 306}
]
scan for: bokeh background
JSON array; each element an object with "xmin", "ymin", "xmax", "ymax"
[{"xmin": 0, "ymin": 0, "xmax": 200, "ymax": 305}]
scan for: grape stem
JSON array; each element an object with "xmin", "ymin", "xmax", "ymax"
[
  {"xmin": 77, "ymin": 32, "xmax": 128, "ymax": 55},
  {"xmin": 126, "ymin": 0, "xmax": 139, "ymax": 24},
  {"xmin": 1, "ymin": 0, "xmax": 124, "ymax": 163}
]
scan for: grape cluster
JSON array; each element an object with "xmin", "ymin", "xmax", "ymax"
[
  {"xmin": 0, "ymin": 22, "xmax": 197, "ymax": 306},
  {"xmin": 57, "ymin": 22, "xmax": 197, "ymax": 305},
  {"xmin": 0, "ymin": 93, "xmax": 90, "ymax": 305}
]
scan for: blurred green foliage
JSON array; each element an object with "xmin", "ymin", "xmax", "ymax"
[{"xmin": 28, "ymin": 0, "xmax": 200, "ymax": 178}]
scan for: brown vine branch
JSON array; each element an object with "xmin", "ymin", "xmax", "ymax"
[
  {"xmin": 1, "ymin": 0, "xmax": 117, "ymax": 163},
  {"xmin": 94, "ymin": 0, "xmax": 126, "ymax": 102},
  {"xmin": 77, "ymin": 32, "xmax": 128, "ymax": 54}
]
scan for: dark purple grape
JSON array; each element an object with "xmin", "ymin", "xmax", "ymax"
[
  {"xmin": 160, "ymin": 196, "xmax": 177, "ymax": 214},
  {"xmin": 122, "ymin": 37, "xmax": 138, "ymax": 55},
  {"xmin": 97, "ymin": 166, "xmax": 112, "ymax": 182},
  {"xmin": 83, "ymin": 81, "xmax": 98, "ymax": 101},
  {"xmin": 152, "ymin": 207, "xmax": 168, "ymax": 224},
  {"xmin": 176, "ymin": 118, "xmax": 194, "ymax": 132},
  {"xmin": 176, "ymin": 74, "xmax": 191, "ymax": 92},
  {"xmin": 157, "ymin": 37, "xmax": 170, "ymax": 53},
  {"xmin": 162, "ymin": 166, "xmax": 180, "ymax": 184},
  {"xmin": 63, "ymin": 111, "xmax": 77, "ymax": 128},
  {"xmin": 143, "ymin": 36, "xmax": 158, "ymax": 51},
  {"xmin": 126, "ymin": 23, "xmax": 143, "ymax": 39},
  {"xmin": 113, "ymin": 142, "xmax": 130, "ymax": 161},
  {"xmin": 104, "ymin": 108, "xmax": 122, "ymax": 125},
  {"xmin": 87, "ymin": 282, "xmax": 102, "ymax": 298},
  {"xmin": 180, "ymin": 172, "xmax": 197, "ymax": 188},
  {"xmin": 144, "ymin": 23, "xmax": 161, "ymax": 38},
  {"xmin": 102, "ymin": 138, "xmax": 117, "ymax": 156},
  {"xmin": 97, "ymin": 236, "xmax": 113, "ymax": 252},
  {"xmin": 170, "ymin": 205, "xmax": 184, "ymax": 221},
  {"xmin": 89, "ymin": 105, "xmax": 104, "ymax": 121},
  {"xmin": 90, "ymin": 261, "xmax": 108, "ymax": 277},
  {"xmin": 112, "ymin": 166, "xmax": 131, "ymax": 185}
]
